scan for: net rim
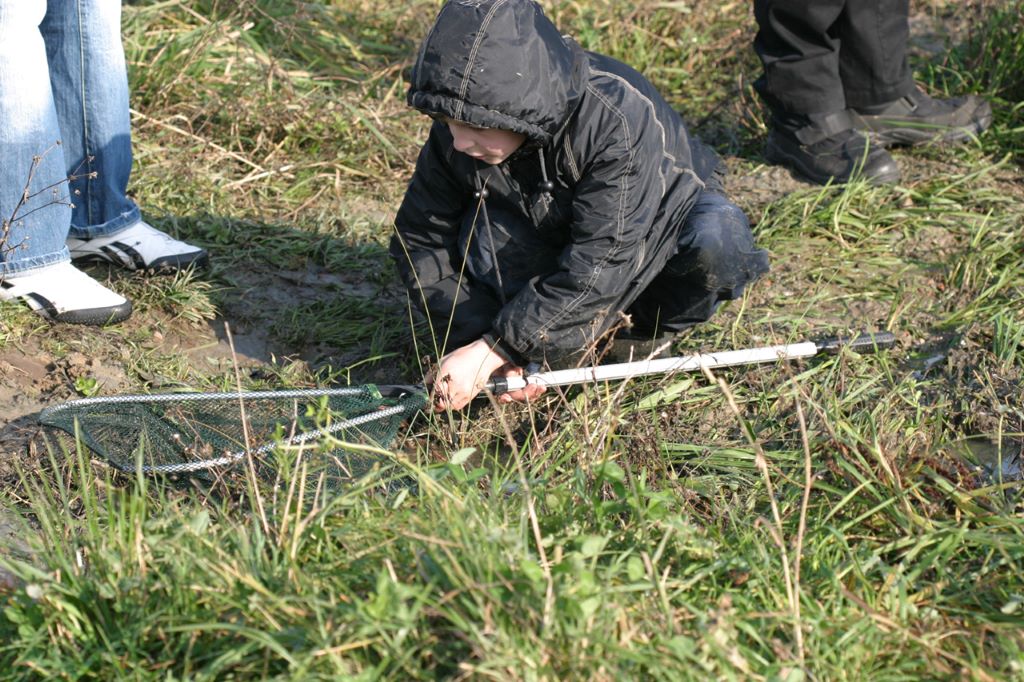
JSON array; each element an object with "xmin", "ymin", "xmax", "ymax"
[{"xmin": 38, "ymin": 385, "xmax": 430, "ymax": 475}]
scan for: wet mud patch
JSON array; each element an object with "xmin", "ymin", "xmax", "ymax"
[{"xmin": 0, "ymin": 255, "xmax": 413, "ymax": 484}]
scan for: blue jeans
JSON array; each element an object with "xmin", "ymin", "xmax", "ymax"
[{"xmin": 0, "ymin": 0, "xmax": 139, "ymax": 276}]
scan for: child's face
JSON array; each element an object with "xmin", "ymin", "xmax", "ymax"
[{"xmin": 445, "ymin": 119, "xmax": 526, "ymax": 165}]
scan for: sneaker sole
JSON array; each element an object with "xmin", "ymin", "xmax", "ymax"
[
  {"xmin": 54, "ymin": 301, "xmax": 134, "ymax": 326},
  {"xmin": 71, "ymin": 247, "xmax": 210, "ymax": 273},
  {"xmin": 17, "ymin": 292, "xmax": 133, "ymax": 326}
]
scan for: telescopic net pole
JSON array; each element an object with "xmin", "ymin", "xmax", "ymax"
[
  {"xmin": 490, "ymin": 342, "xmax": 819, "ymax": 393},
  {"xmin": 488, "ymin": 332, "xmax": 896, "ymax": 394}
]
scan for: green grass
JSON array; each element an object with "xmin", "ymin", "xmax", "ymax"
[{"xmin": 2, "ymin": 0, "xmax": 1024, "ymax": 679}]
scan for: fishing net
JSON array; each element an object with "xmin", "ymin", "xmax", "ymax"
[
  {"xmin": 36, "ymin": 332, "xmax": 896, "ymax": 478},
  {"xmin": 38, "ymin": 385, "xmax": 429, "ymax": 476}
]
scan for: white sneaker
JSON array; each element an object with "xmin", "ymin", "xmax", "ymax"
[
  {"xmin": 67, "ymin": 220, "xmax": 208, "ymax": 272},
  {"xmin": 0, "ymin": 261, "xmax": 132, "ymax": 325}
]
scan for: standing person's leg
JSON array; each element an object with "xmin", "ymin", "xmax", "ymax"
[
  {"xmin": 0, "ymin": 0, "xmax": 131, "ymax": 325},
  {"xmin": 752, "ymin": 0, "xmax": 898, "ymax": 185},
  {"xmin": 0, "ymin": 0, "xmax": 71, "ymax": 277},
  {"xmin": 625, "ymin": 191, "xmax": 769, "ymax": 341},
  {"xmin": 42, "ymin": 0, "xmax": 208, "ymax": 272},
  {"xmin": 835, "ymin": 0, "xmax": 914, "ymax": 108},
  {"xmin": 753, "ymin": 0, "xmax": 848, "ymax": 114},
  {"xmin": 43, "ymin": 0, "xmax": 136, "ymax": 235},
  {"xmin": 839, "ymin": 0, "xmax": 992, "ymax": 147}
]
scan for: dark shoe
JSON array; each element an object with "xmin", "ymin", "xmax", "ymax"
[
  {"xmin": 852, "ymin": 88, "xmax": 993, "ymax": 147},
  {"xmin": 603, "ymin": 330, "xmax": 675, "ymax": 363},
  {"xmin": 765, "ymin": 109, "xmax": 900, "ymax": 186}
]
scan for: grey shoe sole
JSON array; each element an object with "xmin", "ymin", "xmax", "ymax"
[{"xmin": 54, "ymin": 301, "xmax": 134, "ymax": 326}]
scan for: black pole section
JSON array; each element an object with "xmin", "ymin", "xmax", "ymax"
[{"xmin": 815, "ymin": 331, "xmax": 897, "ymax": 355}]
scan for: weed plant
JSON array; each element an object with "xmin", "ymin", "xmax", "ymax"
[{"xmin": 1, "ymin": 1, "xmax": 1023, "ymax": 679}]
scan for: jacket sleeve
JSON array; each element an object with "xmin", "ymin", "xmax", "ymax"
[
  {"xmin": 492, "ymin": 109, "xmax": 701, "ymax": 362},
  {"xmin": 390, "ymin": 123, "xmax": 503, "ymax": 351}
]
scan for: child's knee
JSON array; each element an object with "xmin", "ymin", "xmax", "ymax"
[
  {"xmin": 669, "ymin": 194, "xmax": 766, "ymax": 283},
  {"xmin": 691, "ymin": 192, "xmax": 751, "ymax": 234},
  {"xmin": 686, "ymin": 205, "xmax": 753, "ymax": 266}
]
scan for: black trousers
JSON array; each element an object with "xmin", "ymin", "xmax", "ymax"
[
  {"xmin": 753, "ymin": 0, "xmax": 915, "ymax": 115},
  {"xmin": 627, "ymin": 192, "xmax": 769, "ymax": 334}
]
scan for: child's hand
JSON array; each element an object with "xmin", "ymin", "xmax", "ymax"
[
  {"xmin": 492, "ymin": 363, "xmax": 547, "ymax": 405},
  {"xmin": 430, "ymin": 339, "xmax": 508, "ymax": 411}
]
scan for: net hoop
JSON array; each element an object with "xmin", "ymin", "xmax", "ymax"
[{"xmin": 39, "ymin": 387, "xmax": 426, "ymax": 475}]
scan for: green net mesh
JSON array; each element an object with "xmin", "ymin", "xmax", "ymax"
[{"xmin": 38, "ymin": 386, "xmax": 428, "ymax": 476}]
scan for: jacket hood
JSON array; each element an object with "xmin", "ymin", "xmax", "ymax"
[{"xmin": 407, "ymin": 0, "xmax": 587, "ymax": 147}]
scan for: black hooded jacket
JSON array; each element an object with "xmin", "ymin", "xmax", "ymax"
[{"xmin": 391, "ymin": 0, "xmax": 722, "ymax": 364}]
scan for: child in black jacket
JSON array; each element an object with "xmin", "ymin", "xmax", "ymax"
[{"xmin": 391, "ymin": 0, "xmax": 769, "ymax": 410}]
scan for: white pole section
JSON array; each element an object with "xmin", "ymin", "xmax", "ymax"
[{"xmin": 497, "ymin": 341, "xmax": 820, "ymax": 392}]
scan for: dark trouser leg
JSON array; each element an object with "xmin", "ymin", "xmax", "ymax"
[
  {"xmin": 753, "ymin": 0, "xmax": 913, "ymax": 115},
  {"xmin": 753, "ymin": 0, "xmax": 847, "ymax": 114},
  {"xmin": 752, "ymin": 1, "xmax": 906, "ymax": 185},
  {"xmin": 836, "ymin": 0, "xmax": 913, "ymax": 109},
  {"xmin": 627, "ymin": 192, "xmax": 769, "ymax": 334}
]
